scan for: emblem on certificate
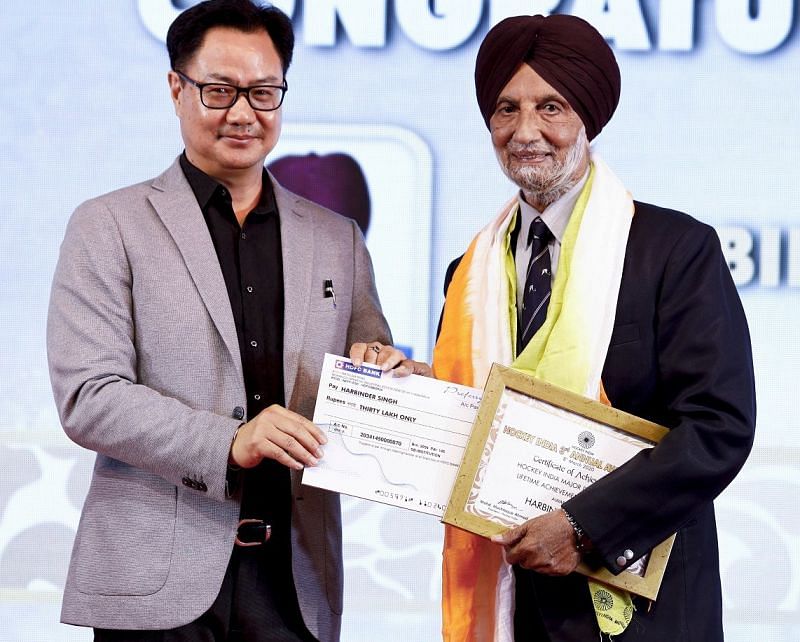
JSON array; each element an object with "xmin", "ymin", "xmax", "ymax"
[{"xmin": 442, "ymin": 363, "xmax": 675, "ymax": 600}]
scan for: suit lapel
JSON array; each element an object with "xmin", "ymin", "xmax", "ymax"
[
  {"xmin": 148, "ymin": 160, "xmax": 243, "ymax": 376},
  {"xmin": 273, "ymin": 176, "xmax": 314, "ymax": 402}
]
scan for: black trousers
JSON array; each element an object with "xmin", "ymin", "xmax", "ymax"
[
  {"xmin": 513, "ymin": 567, "xmax": 601, "ymax": 642},
  {"xmin": 94, "ymin": 545, "xmax": 317, "ymax": 642}
]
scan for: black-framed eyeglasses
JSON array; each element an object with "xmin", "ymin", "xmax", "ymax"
[{"xmin": 175, "ymin": 70, "xmax": 287, "ymax": 111}]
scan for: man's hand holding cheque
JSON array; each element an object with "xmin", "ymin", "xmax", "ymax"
[
  {"xmin": 229, "ymin": 405, "xmax": 328, "ymax": 471},
  {"xmin": 230, "ymin": 343, "xmax": 427, "ymax": 472},
  {"xmin": 349, "ymin": 341, "xmax": 432, "ymax": 377}
]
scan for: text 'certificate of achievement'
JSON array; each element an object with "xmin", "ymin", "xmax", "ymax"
[
  {"xmin": 302, "ymin": 354, "xmax": 481, "ymax": 516},
  {"xmin": 443, "ymin": 364, "xmax": 674, "ymax": 600}
]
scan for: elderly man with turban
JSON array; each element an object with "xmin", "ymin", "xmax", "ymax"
[{"xmin": 433, "ymin": 14, "xmax": 755, "ymax": 642}]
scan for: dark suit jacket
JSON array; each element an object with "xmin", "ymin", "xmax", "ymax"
[{"xmin": 442, "ymin": 201, "xmax": 756, "ymax": 641}]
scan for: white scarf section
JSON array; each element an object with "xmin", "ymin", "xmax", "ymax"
[{"xmin": 464, "ymin": 193, "xmax": 518, "ymax": 386}]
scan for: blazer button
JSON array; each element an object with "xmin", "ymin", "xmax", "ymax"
[
  {"xmin": 616, "ymin": 555, "xmax": 628, "ymax": 568},
  {"xmin": 624, "ymin": 549, "xmax": 634, "ymax": 560},
  {"xmin": 233, "ymin": 406, "xmax": 245, "ymax": 420}
]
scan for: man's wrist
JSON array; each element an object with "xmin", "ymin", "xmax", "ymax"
[
  {"xmin": 562, "ymin": 508, "xmax": 593, "ymax": 554},
  {"xmin": 228, "ymin": 423, "xmax": 244, "ymax": 470},
  {"xmin": 225, "ymin": 424, "xmax": 244, "ymax": 498}
]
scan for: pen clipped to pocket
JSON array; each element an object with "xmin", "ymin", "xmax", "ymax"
[{"xmin": 323, "ymin": 279, "xmax": 337, "ymax": 308}]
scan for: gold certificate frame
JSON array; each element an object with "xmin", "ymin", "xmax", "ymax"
[{"xmin": 442, "ymin": 363, "xmax": 675, "ymax": 601}]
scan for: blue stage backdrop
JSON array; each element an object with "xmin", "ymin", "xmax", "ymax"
[{"xmin": 2, "ymin": 1, "xmax": 799, "ymax": 640}]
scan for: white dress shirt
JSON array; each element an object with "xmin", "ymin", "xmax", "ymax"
[{"xmin": 514, "ymin": 169, "xmax": 590, "ymax": 312}]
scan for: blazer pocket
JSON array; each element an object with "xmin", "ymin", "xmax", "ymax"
[
  {"xmin": 74, "ymin": 463, "xmax": 176, "ymax": 596},
  {"xmin": 609, "ymin": 322, "xmax": 640, "ymax": 347},
  {"xmin": 307, "ymin": 294, "xmax": 353, "ymax": 358}
]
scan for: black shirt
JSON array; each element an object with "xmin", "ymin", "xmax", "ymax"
[
  {"xmin": 180, "ymin": 151, "xmax": 288, "ymax": 512},
  {"xmin": 180, "ymin": 154, "xmax": 285, "ymax": 416},
  {"xmin": 180, "ymin": 154, "xmax": 312, "ymax": 639}
]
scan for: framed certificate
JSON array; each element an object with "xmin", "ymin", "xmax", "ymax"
[{"xmin": 443, "ymin": 363, "xmax": 674, "ymax": 600}]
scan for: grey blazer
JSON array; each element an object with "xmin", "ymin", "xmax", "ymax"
[{"xmin": 47, "ymin": 158, "xmax": 391, "ymax": 639}]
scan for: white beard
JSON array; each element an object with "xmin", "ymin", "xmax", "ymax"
[{"xmin": 500, "ymin": 127, "xmax": 589, "ymax": 209}]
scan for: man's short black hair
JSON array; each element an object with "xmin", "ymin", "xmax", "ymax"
[{"xmin": 167, "ymin": 0, "xmax": 294, "ymax": 75}]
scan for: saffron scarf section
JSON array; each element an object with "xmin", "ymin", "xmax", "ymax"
[{"xmin": 433, "ymin": 155, "xmax": 634, "ymax": 640}]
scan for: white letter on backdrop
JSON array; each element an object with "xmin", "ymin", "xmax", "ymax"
[
  {"xmin": 305, "ymin": 0, "xmax": 386, "ymax": 47},
  {"xmin": 716, "ymin": 0, "xmax": 792, "ymax": 54},
  {"xmin": 395, "ymin": 0, "xmax": 482, "ymax": 50}
]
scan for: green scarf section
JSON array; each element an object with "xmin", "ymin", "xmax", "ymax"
[{"xmin": 504, "ymin": 166, "xmax": 634, "ymax": 636}]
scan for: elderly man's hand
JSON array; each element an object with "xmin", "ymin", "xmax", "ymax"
[
  {"xmin": 491, "ymin": 509, "xmax": 581, "ymax": 575},
  {"xmin": 349, "ymin": 342, "xmax": 432, "ymax": 377}
]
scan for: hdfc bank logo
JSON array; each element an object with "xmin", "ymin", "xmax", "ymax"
[{"xmin": 335, "ymin": 360, "xmax": 382, "ymax": 379}]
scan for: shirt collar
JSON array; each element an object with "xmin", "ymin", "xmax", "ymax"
[
  {"xmin": 517, "ymin": 166, "xmax": 591, "ymax": 245},
  {"xmin": 179, "ymin": 152, "xmax": 277, "ymax": 217}
]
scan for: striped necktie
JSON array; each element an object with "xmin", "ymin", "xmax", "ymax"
[{"xmin": 518, "ymin": 217, "xmax": 552, "ymax": 351}]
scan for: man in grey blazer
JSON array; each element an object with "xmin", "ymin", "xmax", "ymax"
[{"xmin": 47, "ymin": 1, "xmax": 419, "ymax": 639}]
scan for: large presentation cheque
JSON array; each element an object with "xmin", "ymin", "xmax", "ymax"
[
  {"xmin": 302, "ymin": 353, "xmax": 481, "ymax": 516},
  {"xmin": 442, "ymin": 364, "xmax": 674, "ymax": 600}
]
